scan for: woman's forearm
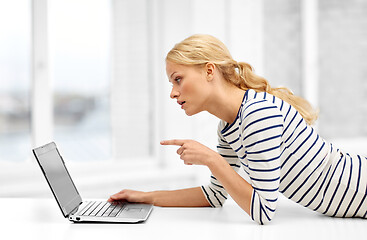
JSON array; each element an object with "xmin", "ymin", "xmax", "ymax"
[
  {"xmin": 148, "ymin": 187, "xmax": 211, "ymax": 207},
  {"xmin": 207, "ymin": 156, "xmax": 253, "ymax": 215},
  {"xmin": 159, "ymin": 139, "xmax": 253, "ymax": 213}
]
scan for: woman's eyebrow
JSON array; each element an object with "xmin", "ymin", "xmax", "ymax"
[
  {"xmin": 169, "ymin": 72, "xmax": 177, "ymax": 82},
  {"xmin": 170, "ymin": 72, "xmax": 177, "ymax": 79}
]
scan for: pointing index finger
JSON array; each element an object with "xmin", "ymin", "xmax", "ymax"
[{"xmin": 160, "ymin": 139, "xmax": 186, "ymax": 146}]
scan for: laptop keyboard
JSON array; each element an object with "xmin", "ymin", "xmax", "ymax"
[{"xmin": 80, "ymin": 201, "xmax": 126, "ymax": 217}]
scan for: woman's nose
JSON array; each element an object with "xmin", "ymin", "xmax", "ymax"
[{"xmin": 170, "ymin": 87, "xmax": 179, "ymax": 99}]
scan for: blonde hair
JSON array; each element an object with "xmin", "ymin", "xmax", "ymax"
[{"xmin": 166, "ymin": 34, "xmax": 318, "ymax": 125}]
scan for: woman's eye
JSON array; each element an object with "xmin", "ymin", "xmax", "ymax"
[{"xmin": 175, "ymin": 77, "xmax": 181, "ymax": 83}]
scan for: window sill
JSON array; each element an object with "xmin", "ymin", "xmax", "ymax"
[{"xmin": 0, "ymin": 160, "xmax": 201, "ymax": 198}]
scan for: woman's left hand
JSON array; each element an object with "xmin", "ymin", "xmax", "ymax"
[{"xmin": 160, "ymin": 139, "xmax": 221, "ymax": 167}]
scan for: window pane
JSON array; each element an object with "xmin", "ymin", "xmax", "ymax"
[
  {"xmin": 111, "ymin": 0, "xmax": 154, "ymax": 159},
  {"xmin": 263, "ymin": 0, "xmax": 303, "ymax": 95},
  {"xmin": 49, "ymin": 0, "xmax": 111, "ymax": 161},
  {"xmin": 0, "ymin": 1, "xmax": 31, "ymax": 162},
  {"xmin": 318, "ymin": 0, "xmax": 367, "ymax": 139}
]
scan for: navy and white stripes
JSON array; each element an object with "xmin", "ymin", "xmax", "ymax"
[{"xmin": 201, "ymin": 89, "xmax": 367, "ymax": 224}]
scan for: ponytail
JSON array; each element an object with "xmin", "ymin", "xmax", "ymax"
[{"xmin": 234, "ymin": 62, "xmax": 318, "ymax": 125}]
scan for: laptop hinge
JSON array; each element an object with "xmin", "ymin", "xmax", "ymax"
[{"xmin": 67, "ymin": 202, "xmax": 82, "ymax": 217}]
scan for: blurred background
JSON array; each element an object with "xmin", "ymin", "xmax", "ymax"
[{"xmin": 0, "ymin": 0, "xmax": 366, "ymax": 198}]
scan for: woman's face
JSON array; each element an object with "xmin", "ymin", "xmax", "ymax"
[{"xmin": 166, "ymin": 61, "xmax": 211, "ymax": 116}]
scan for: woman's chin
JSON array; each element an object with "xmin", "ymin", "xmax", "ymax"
[
  {"xmin": 184, "ymin": 108, "xmax": 201, "ymax": 116},
  {"xmin": 184, "ymin": 110, "xmax": 194, "ymax": 116}
]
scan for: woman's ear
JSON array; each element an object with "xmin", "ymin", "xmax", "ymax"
[{"xmin": 205, "ymin": 63, "xmax": 215, "ymax": 82}]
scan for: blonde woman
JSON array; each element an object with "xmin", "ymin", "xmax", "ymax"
[{"xmin": 109, "ymin": 34, "xmax": 367, "ymax": 224}]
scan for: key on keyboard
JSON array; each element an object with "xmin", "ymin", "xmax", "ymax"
[{"xmin": 102, "ymin": 202, "xmax": 125, "ymax": 217}]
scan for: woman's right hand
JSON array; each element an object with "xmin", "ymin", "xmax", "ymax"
[{"xmin": 108, "ymin": 189, "xmax": 152, "ymax": 204}]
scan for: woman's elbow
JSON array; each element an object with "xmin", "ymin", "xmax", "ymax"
[{"xmin": 251, "ymin": 209, "xmax": 276, "ymax": 225}]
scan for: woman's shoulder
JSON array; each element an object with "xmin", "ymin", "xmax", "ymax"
[
  {"xmin": 243, "ymin": 89, "xmax": 280, "ymax": 105},
  {"xmin": 242, "ymin": 90, "xmax": 283, "ymax": 116}
]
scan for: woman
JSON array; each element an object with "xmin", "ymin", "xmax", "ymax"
[{"xmin": 109, "ymin": 34, "xmax": 367, "ymax": 224}]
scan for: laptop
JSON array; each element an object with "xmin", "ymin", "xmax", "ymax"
[{"xmin": 32, "ymin": 142, "xmax": 153, "ymax": 223}]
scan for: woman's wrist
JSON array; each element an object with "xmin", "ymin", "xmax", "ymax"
[
  {"xmin": 206, "ymin": 154, "xmax": 226, "ymax": 172},
  {"xmin": 145, "ymin": 191, "xmax": 156, "ymax": 205}
]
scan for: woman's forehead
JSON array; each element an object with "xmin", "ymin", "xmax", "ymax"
[
  {"xmin": 166, "ymin": 62, "xmax": 185, "ymax": 75},
  {"xmin": 166, "ymin": 61, "xmax": 182, "ymax": 70}
]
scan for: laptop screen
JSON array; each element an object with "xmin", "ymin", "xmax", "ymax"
[{"xmin": 33, "ymin": 142, "xmax": 82, "ymax": 217}]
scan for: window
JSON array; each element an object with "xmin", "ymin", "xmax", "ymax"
[
  {"xmin": 110, "ymin": 0, "xmax": 155, "ymax": 160},
  {"xmin": 263, "ymin": 0, "xmax": 302, "ymax": 95},
  {"xmin": 318, "ymin": 0, "xmax": 367, "ymax": 139},
  {"xmin": 317, "ymin": 0, "xmax": 367, "ymax": 155},
  {"xmin": 262, "ymin": 0, "xmax": 367, "ymax": 155},
  {"xmin": 49, "ymin": 0, "xmax": 112, "ymax": 162},
  {"xmin": 0, "ymin": 0, "xmax": 31, "ymax": 162}
]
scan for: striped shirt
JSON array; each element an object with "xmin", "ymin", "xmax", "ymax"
[{"xmin": 201, "ymin": 89, "xmax": 367, "ymax": 224}]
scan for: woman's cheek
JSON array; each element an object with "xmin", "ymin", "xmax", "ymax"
[{"xmin": 180, "ymin": 82, "xmax": 190, "ymax": 95}]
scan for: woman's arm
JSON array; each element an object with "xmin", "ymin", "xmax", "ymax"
[
  {"xmin": 161, "ymin": 139, "xmax": 253, "ymax": 215},
  {"xmin": 206, "ymin": 155, "xmax": 253, "ymax": 215},
  {"xmin": 108, "ymin": 187, "xmax": 211, "ymax": 207}
]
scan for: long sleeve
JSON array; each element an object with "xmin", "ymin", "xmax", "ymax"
[
  {"xmin": 201, "ymin": 122, "xmax": 241, "ymax": 207},
  {"xmin": 242, "ymin": 99, "xmax": 284, "ymax": 224}
]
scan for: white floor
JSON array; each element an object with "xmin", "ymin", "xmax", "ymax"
[
  {"xmin": 267, "ymin": 195, "xmax": 366, "ymax": 240},
  {"xmin": 0, "ymin": 196, "xmax": 365, "ymax": 240}
]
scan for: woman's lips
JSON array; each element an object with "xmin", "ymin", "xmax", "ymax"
[{"xmin": 178, "ymin": 101, "xmax": 186, "ymax": 109}]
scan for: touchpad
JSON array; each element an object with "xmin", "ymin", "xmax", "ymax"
[{"xmin": 125, "ymin": 207, "xmax": 143, "ymax": 212}]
